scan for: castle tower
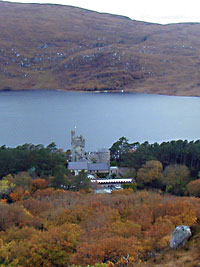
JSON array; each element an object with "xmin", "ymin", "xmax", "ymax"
[
  {"xmin": 98, "ymin": 148, "xmax": 110, "ymax": 165},
  {"xmin": 71, "ymin": 130, "xmax": 85, "ymax": 161}
]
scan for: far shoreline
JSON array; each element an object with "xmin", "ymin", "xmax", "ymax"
[{"xmin": 0, "ymin": 88, "xmax": 200, "ymax": 98}]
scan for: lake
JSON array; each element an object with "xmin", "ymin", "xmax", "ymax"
[{"xmin": 0, "ymin": 90, "xmax": 200, "ymax": 151}]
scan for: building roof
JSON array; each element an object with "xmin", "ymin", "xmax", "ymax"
[
  {"xmin": 68, "ymin": 162, "xmax": 109, "ymax": 171},
  {"xmin": 68, "ymin": 161, "xmax": 88, "ymax": 170},
  {"xmin": 88, "ymin": 163, "xmax": 109, "ymax": 171}
]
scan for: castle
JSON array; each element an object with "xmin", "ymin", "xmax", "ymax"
[
  {"xmin": 69, "ymin": 130, "xmax": 110, "ymax": 174},
  {"xmin": 71, "ymin": 130, "xmax": 85, "ymax": 162}
]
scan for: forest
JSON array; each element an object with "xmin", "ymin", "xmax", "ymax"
[
  {"xmin": 1, "ymin": 139, "xmax": 200, "ymax": 197},
  {"xmin": 110, "ymin": 138, "xmax": 200, "ymax": 175},
  {"xmin": 0, "ymin": 189, "xmax": 200, "ymax": 266},
  {"xmin": 0, "ymin": 139, "xmax": 200, "ymax": 266}
]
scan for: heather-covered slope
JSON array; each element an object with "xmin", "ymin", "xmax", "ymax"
[{"xmin": 1, "ymin": 1, "xmax": 200, "ymax": 95}]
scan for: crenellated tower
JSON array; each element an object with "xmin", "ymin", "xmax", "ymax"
[{"xmin": 71, "ymin": 130, "xmax": 85, "ymax": 161}]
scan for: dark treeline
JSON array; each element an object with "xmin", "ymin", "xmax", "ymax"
[
  {"xmin": 0, "ymin": 142, "xmax": 67, "ymax": 178},
  {"xmin": 1, "ymin": 138, "xmax": 200, "ymax": 179},
  {"xmin": 0, "ymin": 142, "xmax": 91, "ymax": 196},
  {"xmin": 110, "ymin": 137, "xmax": 200, "ymax": 177}
]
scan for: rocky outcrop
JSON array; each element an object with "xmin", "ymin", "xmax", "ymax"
[{"xmin": 170, "ymin": 225, "xmax": 192, "ymax": 249}]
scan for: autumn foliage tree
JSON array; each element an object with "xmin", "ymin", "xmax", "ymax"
[
  {"xmin": 30, "ymin": 178, "xmax": 49, "ymax": 192},
  {"xmin": 10, "ymin": 187, "xmax": 30, "ymax": 202},
  {"xmin": 162, "ymin": 164, "xmax": 191, "ymax": 195},
  {"xmin": 136, "ymin": 160, "xmax": 163, "ymax": 187},
  {"xmin": 0, "ymin": 179, "xmax": 15, "ymax": 200},
  {"xmin": 187, "ymin": 179, "xmax": 200, "ymax": 197},
  {"xmin": 13, "ymin": 172, "xmax": 32, "ymax": 190}
]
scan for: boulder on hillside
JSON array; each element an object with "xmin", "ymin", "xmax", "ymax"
[{"xmin": 170, "ymin": 225, "xmax": 192, "ymax": 249}]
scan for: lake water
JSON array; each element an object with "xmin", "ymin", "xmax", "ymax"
[{"xmin": 0, "ymin": 90, "xmax": 200, "ymax": 151}]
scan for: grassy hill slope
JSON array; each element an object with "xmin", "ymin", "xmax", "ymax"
[{"xmin": 1, "ymin": 1, "xmax": 200, "ymax": 95}]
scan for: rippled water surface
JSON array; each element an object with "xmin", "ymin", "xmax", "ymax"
[{"xmin": 0, "ymin": 90, "xmax": 200, "ymax": 150}]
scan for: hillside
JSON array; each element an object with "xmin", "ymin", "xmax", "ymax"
[
  {"xmin": 1, "ymin": 1, "xmax": 200, "ymax": 96},
  {"xmin": 0, "ymin": 187, "xmax": 200, "ymax": 266}
]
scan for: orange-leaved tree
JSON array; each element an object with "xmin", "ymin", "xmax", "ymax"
[{"xmin": 187, "ymin": 179, "xmax": 200, "ymax": 197}]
